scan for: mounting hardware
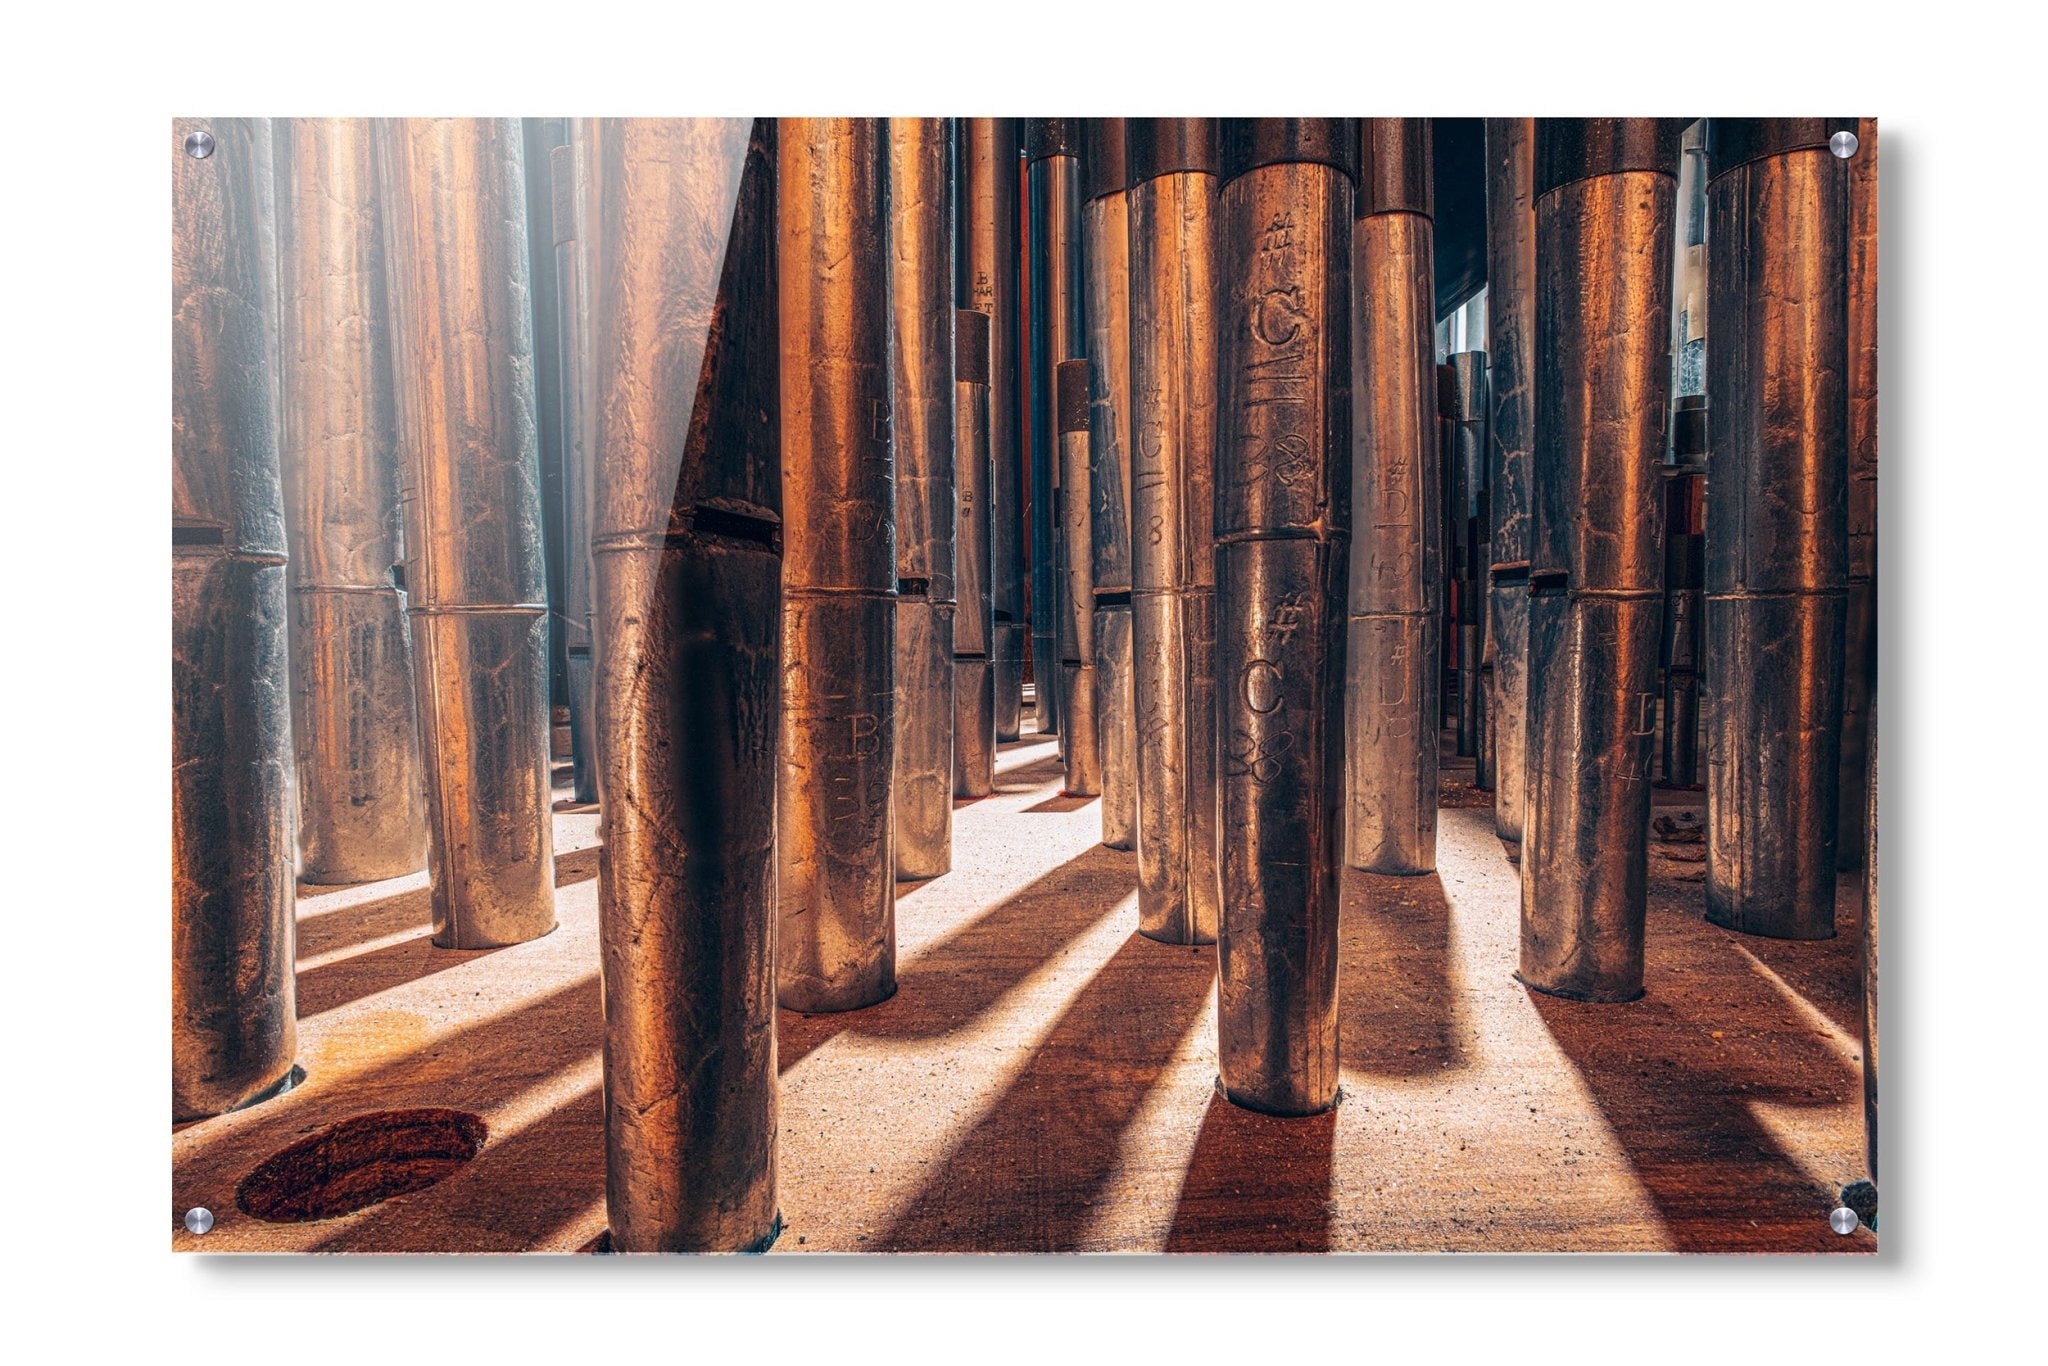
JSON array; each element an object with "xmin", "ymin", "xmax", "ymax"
[
  {"xmin": 1828, "ymin": 1205, "xmax": 1860, "ymax": 1235},
  {"xmin": 183, "ymin": 1206, "xmax": 215, "ymax": 1235},
  {"xmin": 1829, "ymin": 130, "xmax": 1858, "ymax": 159}
]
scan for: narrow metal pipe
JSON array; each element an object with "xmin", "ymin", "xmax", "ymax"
[
  {"xmin": 1346, "ymin": 118, "xmax": 1440, "ymax": 876},
  {"xmin": 954, "ymin": 308, "xmax": 996, "ymax": 798},
  {"xmin": 890, "ymin": 118, "xmax": 957, "ymax": 881},
  {"xmin": 1862, "ymin": 693, "xmax": 1879, "ymax": 1185},
  {"xmin": 375, "ymin": 118, "xmax": 557, "ymax": 949},
  {"xmin": 1661, "ymin": 396, "xmax": 1707, "ymax": 788},
  {"xmin": 1704, "ymin": 118, "xmax": 1853, "ymax": 941},
  {"xmin": 1450, "ymin": 351, "xmax": 1490, "ymax": 780},
  {"xmin": 587, "ymin": 118, "xmax": 782, "ymax": 1253},
  {"xmin": 172, "ymin": 116, "xmax": 299, "ymax": 1120},
  {"xmin": 1083, "ymin": 118, "xmax": 1137, "ymax": 850},
  {"xmin": 521, "ymin": 120, "xmax": 572, "ymax": 738},
  {"xmin": 1055, "ymin": 359, "xmax": 1102, "ymax": 796},
  {"xmin": 1839, "ymin": 118, "xmax": 1879, "ymax": 870},
  {"xmin": 1214, "ymin": 119, "xmax": 1354, "ymax": 1117},
  {"xmin": 1028, "ymin": 120, "xmax": 1084, "ymax": 741},
  {"xmin": 959, "ymin": 120, "xmax": 1026, "ymax": 742},
  {"xmin": 1437, "ymin": 364, "xmax": 1458, "ymax": 734},
  {"xmin": 1128, "ymin": 118, "xmax": 1222, "ymax": 945},
  {"xmin": 777, "ymin": 118, "xmax": 898, "ymax": 1013},
  {"xmin": 274, "ymin": 118, "xmax": 428, "ymax": 886},
  {"xmin": 556, "ymin": 133, "xmax": 601, "ymax": 806},
  {"xmin": 1518, "ymin": 118, "xmax": 1682, "ymax": 1003}
]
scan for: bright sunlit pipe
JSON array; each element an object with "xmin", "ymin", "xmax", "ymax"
[
  {"xmin": 1055, "ymin": 358, "xmax": 1102, "ymax": 797},
  {"xmin": 890, "ymin": 118, "xmax": 958, "ymax": 880},
  {"xmin": 553, "ymin": 133, "xmax": 601, "ymax": 807},
  {"xmin": 954, "ymin": 308, "xmax": 997, "ymax": 799},
  {"xmin": 1214, "ymin": 119, "xmax": 1354, "ymax": 1117},
  {"xmin": 172, "ymin": 116, "xmax": 299, "ymax": 1120},
  {"xmin": 1839, "ymin": 118, "xmax": 1879, "ymax": 871},
  {"xmin": 777, "ymin": 117, "xmax": 899, "ymax": 1013},
  {"xmin": 375, "ymin": 117, "xmax": 558, "ymax": 949},
  {"xmin": 586, "ymin": 118, "xmax": 782, "ymax": 1254},
  {"xmin": 1028, "ymin": 119, "xmax": 1084, "ymax": 743},
  {"xmin": 274, "ymin": 117, "xmax": 429, "ymax": 886},
  {"xmin": 1484, "ymin": 118, "xmax": 1536, "ymax": 845}
]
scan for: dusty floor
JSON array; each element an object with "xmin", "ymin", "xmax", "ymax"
[{"xmin": 173, "ymin": 716, "xmax": 1874, "ymax": 1254}]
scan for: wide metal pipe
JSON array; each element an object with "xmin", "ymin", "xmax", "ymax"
[
  {"xmin": 1055, "ymin": 359, "xmax": 1102, "ymax": 796},
  {"xmin": 1028, "ymin": 119, "xmax": 1084, "ymax": 740},
  {"xmin": 1214, "ymin": 119, "xmax": 1353, "ymax": 1117},
  {"xmin": 274, "ymin": 118, "xmax": 428, "ymax": 886},
  {"xmin": 1839, "ymin": 118, "xmax": 1878, "ymax": 870},
  {"xmin": 556, "ymin": 133, "xmax": 601, "ymax": 806},
  {"xmin": 1661, "ymin": 396, "xmax": 1707, "ymax": 788},
  {"xmin": 1484, "ymin": 118, "xmax": 1535, "ymax": 845},
  {"xmin": 1704, "ymin": 118, "xmax": 1853, "ymax": 941},
  {"xmin": 777, "ymin": 118, "xmax": 898, "ymax": 1013},
  {"xmin": 959, "ymin": 119, "xmax": 1026, "ymax": 742},
  {"xmin": 1083, "ymin": 118, "xmax": 1137, "ymax": 850},
  {"xmin": 172, "ymin": 116, "xmax": 299, "ymax": 1120},
  {"xmin": 375, "ymin": 119, "xmax": 558, "ymax": 949},
  {"xmin": 1346, "ymin": 118, "xmax": 1440, "ymax": 876},
  {"xmin": 890, "ymin": 118, "xmax": 957, "ymax": 880},
  {"xmin": 954, "ymin": 308, "xmax": 996, "ymax": 798},
  {"xmin": 1449, "ymin": 351, "xmax": 1490, "ymax": 775},
  {"xmin": 1518, "ymin": 119, "xmax": 1681, "ymax": 1003},
  {"xmin": 587, "ymin": 118, "xmax": 782, "ymax": 1253},
  {"xmin": 1128, "ymin": 118, "xmax": 1222, "ymax": 945}
]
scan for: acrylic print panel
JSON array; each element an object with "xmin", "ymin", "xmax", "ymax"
[{"xmin": 171, "ymin": 117, "xmax": 1878, "ymax": 1253}]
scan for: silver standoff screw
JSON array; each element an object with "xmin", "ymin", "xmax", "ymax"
[
  {"xmin": 1828, "ymin": 1205, "xmax": 1860, "ymax": 1235},
  {"xmin": 1829, "ymin": 130, "xmax": 1859, "ymax": 159},
  {"xmin": 183, "ymin": 1206, "xmax": 215, "ymax": 1235},
  {"xmin": 184, "ymin": 130, "xmax": 216, "ymax": 159}
]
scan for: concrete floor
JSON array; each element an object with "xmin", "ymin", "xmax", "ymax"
[{"xmin": 173, "ymin": 716, "xmax": 1874, "ymax": 1254}]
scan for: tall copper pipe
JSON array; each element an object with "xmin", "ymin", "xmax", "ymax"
[
  {"xmin": 587, "ymin": 119, "xmax": 781, "ymax": 1253},
  {"xmin": 1484, "ymin": 118, "xmax": 1536, "ymax": 844},
  {"xmin": 1214, "ymin": 119, "xmax": 1353, "ymax": 1116},
  {"xmin": 1518, "ymin": 119, "xmax": 1681, "ymax": 1003},
  {"xmin": 274, "ymin": 118, "xmax": 428, "ymax": 885},
  {"xmin": 777, "ymin": 118, "xmax": 898, "ymax": 1013},
  {"xmin": 1028, "ymin": 119, "xmax": 1084, "ymax": 741},
  {"xmin": 173, "ymin": 116, "xmax": 299, "ymax": 1120},
  {"xmin": 376, "ymin": 118, "xmax": 557, "ymax": 949},
  {"xmin": 522, "ymin": 120, "xmax": 573, "ymax": 749},
  {"xmin": 1661, "ymin": 396, "xmax": 1707, "ymax": 788},
  {"xmin": 1862, "ymin": 694, "xmax": 1879, "ymax": 1185},
  {"xmin": 1704, "ymin": 118, "xmax": 1853, "ymax": 941},
  {"xmin": 954, "ymin": 308, "xmax": 996, "ymax": 798},
  {"xmin": 1083, "ymin": 118, "xmax": 1137, "ymax": 850},
  {"xmin": 1449, "ymin": 352, "xmax": 1490, "ymax": 779},
  {"xmin": 1055, "ymin": 359, "xmax": 1102, "ymax": 796},
  {"xmin": 1129, "ymin": 118, "xmax": 1222, "ymax": 944},
  {"xmin": 890, "ymin": 119, "xmax": 957, "ymax": 880},
  {"xmin": 555, "ymin": 133, "xmax": 601, "ymax": 806},
  {"xmin": 959, "ymin": 120, "xmax": 1026, "ymax": 742},
  {"xmin": 1839, "ymin": 118, "xmax": 1878, "ymax": 870},
  {"xmin": 1346, "ymin": 118, "xmax": 1440, "ymax": 876}
]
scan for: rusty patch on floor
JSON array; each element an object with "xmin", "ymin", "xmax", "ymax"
[{"xmin": 236, "ymin": 1108, "xmax": 488, "ymax": 1222}]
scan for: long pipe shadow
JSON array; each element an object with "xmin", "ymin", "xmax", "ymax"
[
  {"xmin": 871, "ymin": 933, "xmax": 1215, "ymax": 1252},
  {"xmin": 1711, "ymin": 873, "xmax": 1868, "ymax": 1041},
  {"xmin": 1337, "ymin": 867, "xmax": 1469, "ymax": 1078},
  {"xmin": 1527, "ymin": 884, "xmax": 1870, "ymax": 1252},
  {"xmin": 296, "ymin": 844, "xmax": 601, "ymax": 963},
  {"xmin": 778, "ymin": 843, "xmax": 1135, "ymax": 1073},
  {"xmin": 1164, "ymin": 1092, "xmax": 1338, "ymax": 1252},
  {"xmin": 996, "ymin": 755, "xmax": 1067, "ymax": 793}
]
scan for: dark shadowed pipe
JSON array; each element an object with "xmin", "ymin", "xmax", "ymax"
[
  {"xmin": 375, "ymin": 118, "xmax": 557, "ymax": 949},
  {"xmin": 1839, "ymin": 118, "xmax": 1878, "ymax": 870},
  {"xmin": 777, "ymin": 118, "xmax": 898, "ymax": 1013},
  {"xmin": 1346, "ymin": 117, "xmax": 1440, "ymax": 876},
  {"xmin": 275, "ymin": 118, "xmax": 428, "ymax": 886},
  {"xmin": 1661, "ymin": 395, "xmax": 1707, "ymax": 788},
  {"xmin": 1128, "ymin": 118, "xmax": 1223, "ymax": 944},
  {"xmin": 1518, "ymin": 118, "xmax": 1683, "ymax": 1003},
  {"xmin": 1704, "ymin": 117, "xmax": 1854, "ymax": 941},
  {"xmin": 555, "ymin": 132, "xmax": 601, "ymax": 806},
  {"xmin": 1484, "ymin": 118, "xmax": 1536, "ymax": 845},
  {"xmin": 954, "ymin": 308, "xmax": 996, "ymax": 798},
  {"xmin": 172, "ymin": 116, "xmax": 299, "ymax": 1120},
  {"xmin": 587, "ymin": 118, "xmax": 782, "ymax": 1253},
  {"xmin": 1214, "ymin": 119, "xmax": 1354, "ymax": 1116},
  {"xmin": 890, "ymin": 118, "xmax": 957, "ymax": 880},
  {"xmin": 1449, "ymin": 350, "xmax": 1490, "ymax": 775},
  {"xmin": 1028, "ymin": 119, "xmax": 1084, "ymax": 742}
]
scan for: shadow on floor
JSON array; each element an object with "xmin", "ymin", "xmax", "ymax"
[
  {"xmin": 1337, "ymin": 868, "xmax": 1470, "ymax": 1078},
  {"xmin": 1164, "ymin": 1091, "xmax": 1338, "ymax": 1252},
  {"xmin": 872, "ymin": 932, "xmax": 1215, "ymax": 1252}
]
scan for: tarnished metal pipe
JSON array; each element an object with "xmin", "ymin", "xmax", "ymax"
[
  {"xmin": 274, "ymin": 118, "xmax": 428, "ymax": 886},
  {"xmin": 1028, "ymin": 119, "xmax": 1084, "ymax": 740},
  {"xmin": 1214, "ymin": 119, "xmax": 1353, "ymax": 1116},
  {"xmin": 1346, "ymin": 118, "xmax": 1440, "ymax": 876},
  {"xmin": 1129, "ymin": 118, "xmax": 1222, "ymax": 944},
  {"xmin": 954, "ymin": 308, "xmax": 996, "ymax": 798},
  {"xmin": 959, "ymin": 119, "xmax": 1026, "ymax": 743},
  {"xmin": 1437, "ymin": 363, "xmax": 1458, "ymax": 734},
  {"xmin": 1704, "ymin": 118, "xmax": 1853, "ymax": 941},
  {"xmin": 556, "ymin": 132, "xmax": 601, "ymax": 806},
  {"xmin": 1661, "ymin": 396, "xmax": 1707, "ymax": 788},
  {"xmin": 376, "ymin": 118, "xmax": 557, "ymax": 949},
  {"xmin": 587, "ymin": 118, "xmax": 782, "ymax": 1253},
  {"xmin": 522, "ymin": 119, "xmax": 573, "ymax": 760},
  {"xmin": 777, "ymin": 118, "xmax": 898, "ymax": 1013},
  {"xmin": 1083, "ymin": 118, "xmax": 1137, "ymax": 850},
  {"xmin": 1055, "ymin": 359, "xmax": 1102, "ymax": 796},
  {"xmin": 173, "ymin": 116, "xmax": 299, "ymax": 1120},
  {"xmin": 1839, "ymin": 118, "xmax": 1878, "ymax": 870},
  {"xmin": 890, "ymin": 119, "xmax": 957, "ymax": 880},
  {"xmin": 1485, "ymin": 118, "xmax": 1536, "ymax": 845},
  {"xmin": 1518, "ymin": 119, "xmax": 1682, "ymax": 1003},
  {"xmin": 1449, "ymin": 351, "xmax": 1490, "ymax": 775},
  {"xmin": 1862, "ymin": 693, "xmax": 1879, "ymax": 1185}
]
